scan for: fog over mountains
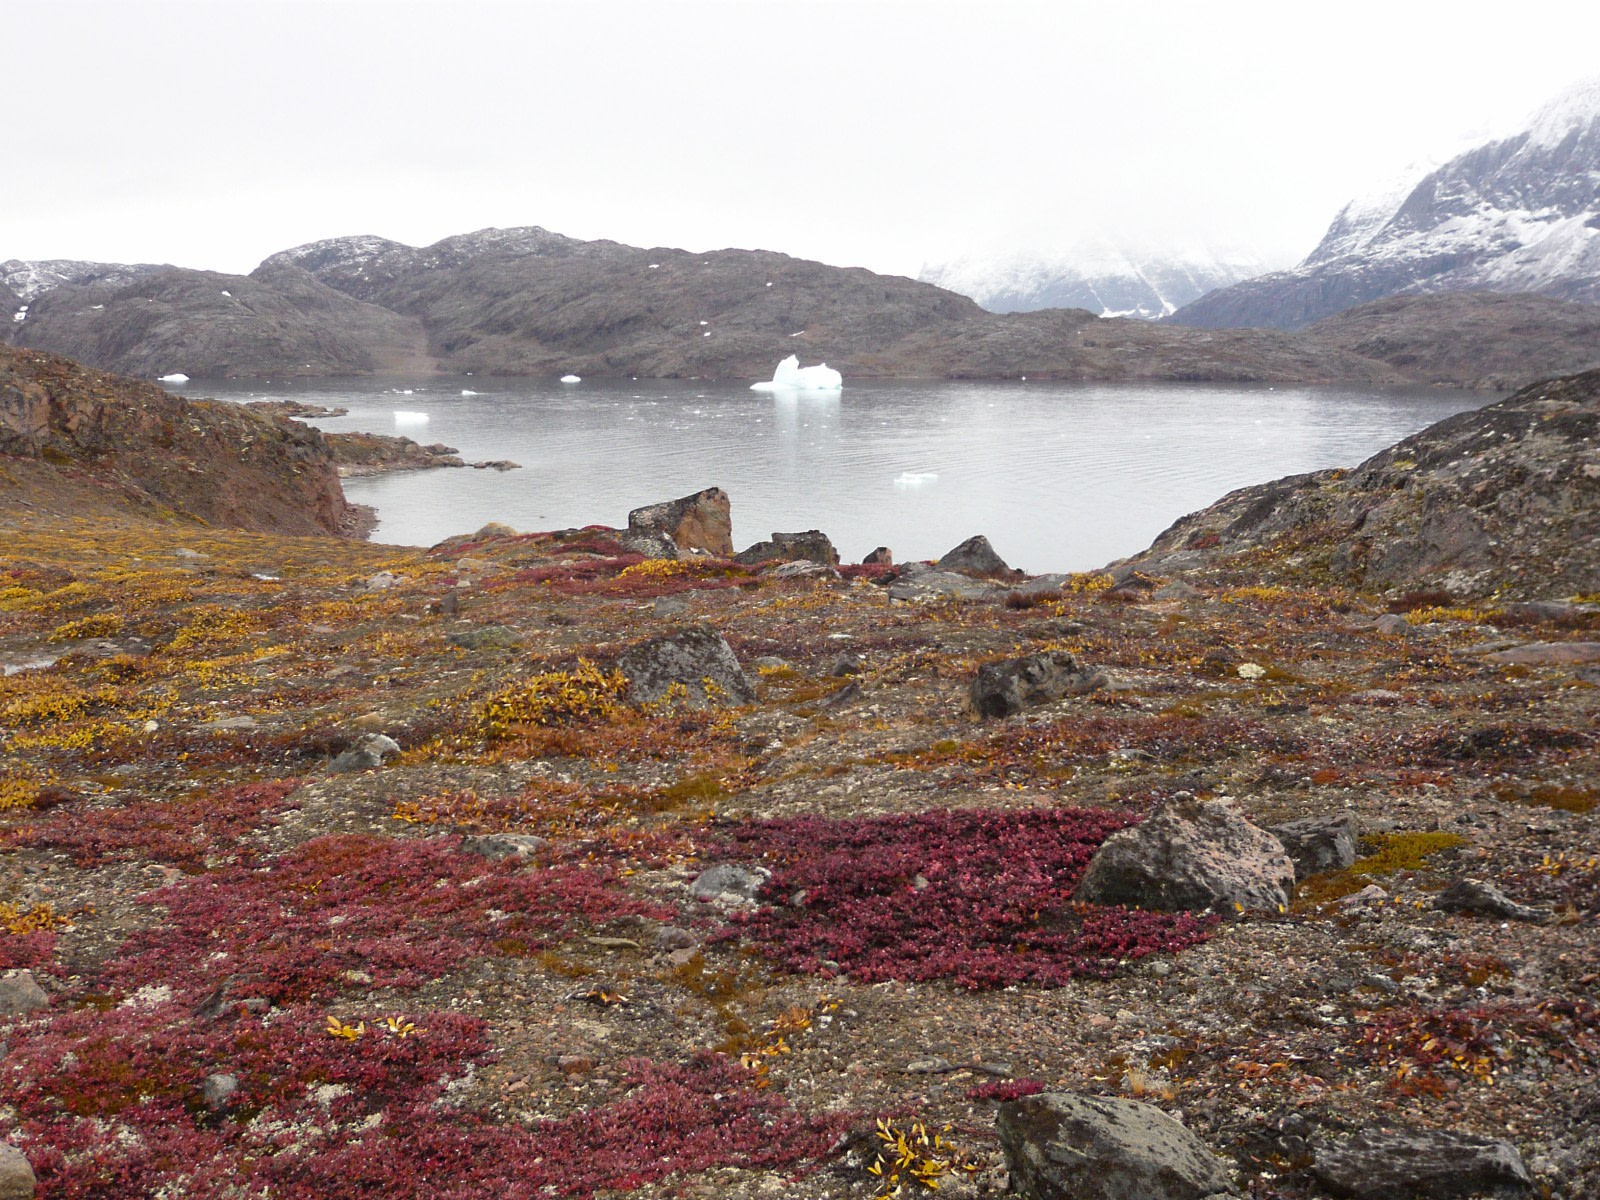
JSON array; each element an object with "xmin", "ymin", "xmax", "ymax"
[{"xmin": 1171, "ymin": 76, "xmax": 1600, "ymax": 329}]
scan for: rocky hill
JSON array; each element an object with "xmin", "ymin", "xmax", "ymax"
[
  {"xmin": 1172, "ymin": 77, "xmax": 1600, "ymax": 330},
  {"xmin": 1303, "ymin": 292, "xmax": 1600, "ymax": 389},
  {"xmin": 1, "ymin": 257, "xmax": 170, "ymax": 303},
  {"xmin": 920, "ymin": 239, "xmax": 1265, "ymax": 319},
  {"xmin": 0, "ymin": 344, "xmax": 361, "ymax": 535},
  {"xmin": 1122, "ymin": 368, "xmax": 1600, "ymax": 600},
  {"xmin": 10, "ymin": 264, "xmax": 429, "ymax": 381}
]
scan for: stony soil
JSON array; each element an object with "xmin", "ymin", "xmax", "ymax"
[{"xmin": 2, "ymin": 497, "xmax": 1596, "ymax": 1197}]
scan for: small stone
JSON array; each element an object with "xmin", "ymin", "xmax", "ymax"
[
  {"xmin": 174, "ymin": 547, "xmax": 208, "ymax": 561},
  {"xmin": 1373, "ymin": 613, "xmax": 1414, "ymax": 636},
  {"xmin": 1268, "ymin": 813, "xmax": 1360, "ymax": 878},
  {"xmin": 202, "ymin": 1073, "xmax": 239, "ymax": 1111},
  {"xmin": 689, "ymin": 863, "xmax": 770, "ymax": 902},
  {"xmin": 905, "ymin": 1058, "xmax": 956, "ymax": 1074},
  {"xmin": 652, "ymin": 926, "xmax": 698, "ymax": 951},
  {"xmin": 862, "ymin": 546, "xmax": 893, "ymax": 566},
  {"xmin": 585, "ymin": 937, "xmax": 642, "ymax": 950},
  {"xmin": 0, "ymin": 1143, "xmax": 37, "ymax": 1200},
  {"xmin": 1152, "ymin": 581, "xmax": 1202, "ymax": 601},
  {"xmin": 365, "ymin": 571, "xmax": 401, "ymax": 590},
  {"xmin": 329, "ymin": 732, "xmax": 402, "ymax": 773},
  {"xmin": 0, "ymin": 969, "xmax": 50, "ymax": 1016},
  {"xmin": 1341, "ymin": 884, "xmax": 1390, "ymax": 906},
  {"xmin": 460, "ymin": 833, "xmax": 548, "ymax": 862},
  {"xmin": 1434, "ymin": 878, "xmax": 1548, "ymax": 922}
]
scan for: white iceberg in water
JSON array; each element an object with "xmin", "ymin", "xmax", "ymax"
[
  {"xmin": 159, "ymin": 373, "xmax": 190, "ymax": 383},
  {"xmin": 894, "ymin": 471, "xmax": 939, "ymax": 489},
  {"xmin": 393, "ymin": 410, "xmax": 429, "ymax": 425},
  {"xmin": 750, "ymin": 354, "xmax": 842, "ymax": 392},
  {"xmin": 561, "ymin": 374, "xmax": 582, "ymax": 383}
]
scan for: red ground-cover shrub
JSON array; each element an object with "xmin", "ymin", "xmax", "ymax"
[
  {"xmin": 5, "ymin": 779, "xmax": 302, "ymax": 871},
  {"xmin": 0, "ymin": 929, "xmax": 56, "ymax": 971},
  {"xmin": 710, "ymin": 807, "xmax": 1217, "ymax": 988},
  {"xmin": 965, "ymin": 1078, "xmax": 1047, "ymax": 1102},
  {"xmin": 108, "ymin": 833, "xmax": 671, "ymax": 1006}
]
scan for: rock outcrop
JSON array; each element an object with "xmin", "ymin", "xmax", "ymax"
[
  {"xmin": 1126, "ymin": 369, "xmax": 1600, "ymax": 601},
  {"xmin": 734, "ymin": 530, "xmax": 839, "ymax": 567},
  {"xmin": 616, "ymin": 626, "xmax": 755, "ymax": 707},
  {"xmin": 0, "ymin": 345, "xmax": 360, "ymax": 536},
  {"xmin": 970, "ymin": 651, "xmax": 1105, "ymax": 718}
]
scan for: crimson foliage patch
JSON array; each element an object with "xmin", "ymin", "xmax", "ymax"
[{"xmin": 713, "ymin": 807, "xmax": 1217, "ymax": 989}]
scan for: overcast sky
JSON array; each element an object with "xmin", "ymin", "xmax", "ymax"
[{"xmin": 8, "ymin": 0, "xmax": 1600, "ymax": 279}]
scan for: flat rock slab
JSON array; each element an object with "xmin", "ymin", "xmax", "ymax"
[
  {"xmin": 997, "ymin": 1092, "xmax": 1235, "ymax": 1200},
  {"xmin": 1484, "ymin": 641, "xmax": 1600, "ymax": 665},
  {"xmin": 886, "ymin": 570, "xmax": 1001, "ymax": 603},
  {"xmin": 1313, "ymin": 1127, "xmax": 1534, "ymax": 1198},
  {"xmin": 617, "ymin": 626, "xmax": 755, "ymax": 707},
  {"xmin": 1075, "ymin": 799, "xmax": 1294, "ymax": 914}
]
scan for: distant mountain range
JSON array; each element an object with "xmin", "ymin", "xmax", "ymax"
[
  {"xmin": 1171, "ymin": 76, "xmax": 1600, "ymax": 329},
  {"xmin": 919, "ymin": 240, "xmax": 1265, "ymax": 320}
]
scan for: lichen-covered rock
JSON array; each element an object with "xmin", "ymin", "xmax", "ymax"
[
  {"xmin": 616, "ymin": 626, "xmax": 754, "ymax": 707},
  {"xmin": 690, "ymin": 864, "xmax": 770, "ymax": 902},
  {"xmin": 885, "ymin": 566, "xmax": 1001, "ymax": 603},
  {"xmin": 1268, "ymin": 813, "xmax": 1360, "ymax": 878},
  {"xmin": 626, "ymin": 487, "xmax": 733, "ymax": 557},
  {"xmin": 1434, "ymin": 877, "xmax": 1548, "ymax": 922},
  {"xmin": 997, "ymin": 1092, "xmax": 1235, "ymax": 1200},
  {"xmin": 1075, "ymin": 799, "xmax": 1295, "ymax": 914},
  {"xmin": 461, "ymin": 833, "xmax": 549, "ymax": 862},
  {"xmin": 936, "ymin": 534, "xmax": 1011, "ymax": 574},
  {"xmin": 329, "ymin": 732, "xmax": 401, "ymax": 773},
  {"xmin": 1312, "ymin": 1127, "xmax": 1534, "ymax": 1198},
  {"xmin": 735, "ymin": 530, "xmax": 839, "ymax": 566},
  {"xmin": 970, "ymin": 651, "xmax": 1106, "ymax": 718}
]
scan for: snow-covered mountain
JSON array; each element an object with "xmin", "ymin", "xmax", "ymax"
[
  {"xmin": 918, "ymin": 239, "xmax": 1266, "ymax": 319},
  {"xmin": 1172, "ymin": 76, "xmax": 1600, "ymax": 329},
  {"xmin": 1, "ymin": 258, "xmax": 168, "ymax": 303}
]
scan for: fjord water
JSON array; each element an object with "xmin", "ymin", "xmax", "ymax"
[{"xmin": 203, "ymin": 378, "xmax": 1487, "ymax": 572}]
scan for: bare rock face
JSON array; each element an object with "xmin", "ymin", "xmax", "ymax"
[
  {"xmin": 616, "ymin": 626, "xmax": 755, "ymax": 708},
  {"xmin": 0, "ymin": 346, "xmax": 358, "ymax": 536},
  {"xmin": 970, "ymin": 651, "xmax": 1106, "ymax": 718},
  {"xmin": 627, "ymin": 487, "xmax": 733, "ymax": 557},
  {"xmin": 1074, "ymin": 799, "xmax": 1295, "ymax": 914},
  {"xmin": 1129, "ymin": 370, "xmax": 1600, "ymax": 601},
  {"xmin": 735, "ymin": 530, "xmax": 839, "ymax": 567},
  {"xmin": 1312, "ymin": 1127, "xmax": 1534, "ymax": 1199},
  {"xmin": 1267, "ymin": 813, "xmax": 1360, "ymax": 878},
  {"xmin": 936, "ymin": 534, "xmax": 1011, "ymax": 574},
  {"xmin": 997, "ymin": 1092, "xmax": 1236, "ymax": 1200}
]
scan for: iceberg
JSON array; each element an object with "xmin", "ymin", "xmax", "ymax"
[
  {"xmin": 393, "ymin": 410, "xmax": 429, "ymax": 425},
  {"xmin": 158, "ymin": 373, "xmax": 190, "ymax": 383},
  {"xmin": 561, "ymin": 374, "xmax": 582, "ymax": 383},
  {"xmin": 750, "ymin": 354, "xmax": 842, "ymax": 392},
  {"xmin": 893, "ymin": 472, "xmax": 939, "ymax": 489}
]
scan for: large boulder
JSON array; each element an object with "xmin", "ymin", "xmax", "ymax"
[
  {"xmin": 1074, "ymin": 799, "xmax": 1295, "ymax": 914},
  {"xmin": 627, "ymin": 487, "xmax": 733, "ymax": 557},
  {"xmin": 617, "ymin": 626, "xmax": 755, "ymax": 707},
  {"xmin": 735, "ymin": 530, "xmax": 840, "ymax": 567},
  {"xmin": 997, "ymin": 1092, "xmax": 1235, "ymax": 1200},
  {"xmin": 936, "ymin": 534, "xmax": 1011, "ymax": 574},
  {"xmin": 0, "ymin": 969, "xmax": 50, "ymax": 1016},
  {"xmin": 0, "ymin": 1143, "xmax": 36, "ymax": 1200},
  {"xmin": 1312, "ymin": 1127, "xmax": 1534, "ymax": 1199},
  {"xmin": 971, "ymin": 651, "xmax": 1106, "ymax": 718}
]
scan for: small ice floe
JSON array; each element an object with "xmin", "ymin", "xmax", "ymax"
[
  {"xmin": 560, "ymin": 374, "xmax": 582, "ymax": 383},
  {"xmin": 703, "ymin": 331, "xmax": 711, "ymax": 337},
  {"xmin": 159, "ymin": 373, "xmax": 190, "ymax": 383},
  {"xmin": 91, "ymin": 304, "xmax": 104, "ymax": 310},
  {"xmin": 699, "ymin": 321, "xmax": 709, "ymax": 326},
  {"xmin": 460, "ymin": 389, "xmax": 480, "ymax": 396},
  {"xmin": 647, "ymin": 263, "xmax": 659, "ymax": 269},
  {"xmin": 393, "ymin": 410, "xmax": 429, "ymax": 425},
  {"xmin": 220, "ymin": 290, "xmax": 232, "ymax": 297},
  {"xmin": 789, "ymin": 330, "xmax": 805, "ymax": 337},
  {"xmin": 750, "ymin": 354, "xmax": 842, "ymax": 392},
  {"xmin": 893, "ymin": 472, "xmax": 939, "ymax": 489},
  {"xmin": 766, "ymin": 281, "xmax": 773, "ymax": 287}
]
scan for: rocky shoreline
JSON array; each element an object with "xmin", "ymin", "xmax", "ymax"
[{"xmin": 1, "ymin": 363, "xmax": 1595, "ymax": 1199}]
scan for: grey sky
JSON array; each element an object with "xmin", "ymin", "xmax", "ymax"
[{"xmin": 9, "ymin": 0, "xmax": 1600, "ymax": 278}]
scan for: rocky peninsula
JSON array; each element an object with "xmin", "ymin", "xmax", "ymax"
[{"xmin": 0, "ymin": 356, "xmax": 1596, "ymax": 1199}]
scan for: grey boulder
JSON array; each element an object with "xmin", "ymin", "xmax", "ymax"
[
  {"xmin": 1434, "ymin": 878, "xmax": 1548, "ymax": 922},
  {"xmin": 735, "ymin": 530, "xmax": 839, "ymax": 567},
  {"xmin": 1312, "ymin": 1127, "xmax": 1533, "ymax": 1198},
  {"xmin": 997, "ymin": 1092, "xmax": 1235, "ymax": 1200},
  {"xmin": 971, "ymin": 650, "xmax": 1106, "ymax": 718},
  {"xmin": 690, "ymin": 864, "xmax": 770, "ymax": 902},
  {"xmin": 0, "ymin": 969, "xmax": 49, "ymax": 1016},
  {"xmin": 1075, "ymin": 799, "xmax": 1295, "ymax": 914},
  {"xmin": 461, "ymin": 833, "xmax": 549, "ymax": 863},
  {"xmin": 617, "ymin": 626, "xmax": 755, "ymax": 707},
  {"xmin": 937, "ymin": 534, "xmax": 1011, "ymax": 574},
  {"xmin": 0, "ymin": 1144, "xmax": 36, "ymax": 1200},
  {"xmin": 1267, "ymin": 813, "xmax": 1360, "ymax": 878}
]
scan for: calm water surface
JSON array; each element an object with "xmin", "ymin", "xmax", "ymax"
[{"xmin": 199, "ymin": 377, "xmax": 1489, "ymax": 573}]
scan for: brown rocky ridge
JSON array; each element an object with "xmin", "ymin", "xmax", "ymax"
[{"xmin": 0, "ymin": 357, "xmax": 1596, "ymax": 1199}]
